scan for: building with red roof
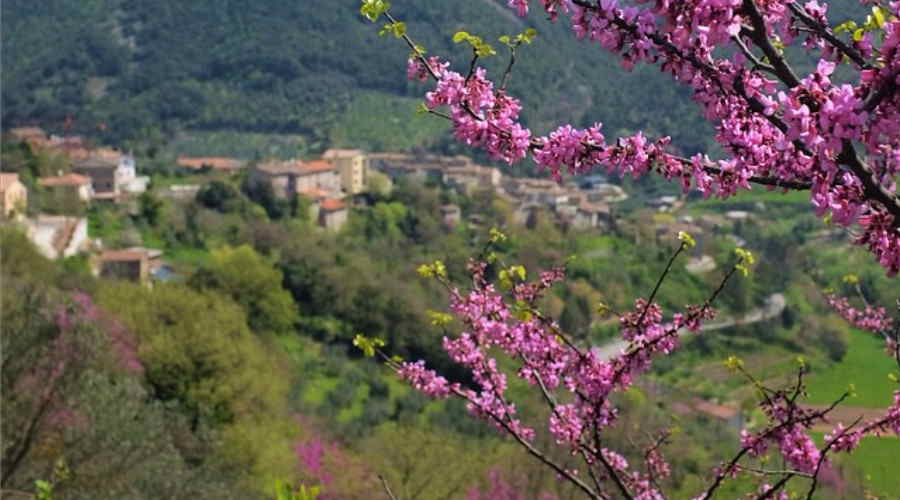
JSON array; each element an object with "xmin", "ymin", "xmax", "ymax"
[{"xmin": 177, "ymin": 156, "xmax": 245, "ymax": 172}]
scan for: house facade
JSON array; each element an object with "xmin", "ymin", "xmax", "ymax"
[
  {"xmin": 72, "ymin": 149, "xmax": 144, "ymax": 197},
  {"xmin": 39, "ymin": 173, "xmax": 94, "ymax": 201},
  {"xmin": 323, "ymin": 149, "xmax": 368, "ymax": 195},
  {"xmin": 24, "ymin": 216, "xmax": 89, "ymax": 259},
  {"xmin": 253, "ymin": 160, "xmax": 341, "ymax": 199},
  {"xmin": 100, "ymin": 249, "xmax": 150, "ymax": 283},
  {"xmin": 0, "ymin": 173, "xmax": 28, "ymax": 218},
  {"xmin": 318, "ymin": 199, "xmax": 348, "ymax": 231}
]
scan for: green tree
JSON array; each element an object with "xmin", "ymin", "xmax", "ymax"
[
  {"xmin": 96, "ymin": 282, "xmax": 298, "ymax": 490},
  {"xmin": 189, "ymin": 245, "xmax": 299, "ymax": 335}
]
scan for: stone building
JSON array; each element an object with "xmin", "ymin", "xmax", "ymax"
[
  {"xmin": 0, "ymin": 173, "xmax": 28, "ymax": 218},
  {"xmin": 39, "ymin": 173, "xmax": 94, "ymax": 201},
  {"xmin": 24, "ymin": 216, "xmax": 89, "ymax": 259},
  {"xmin": 318, "ymin": 199, "xmax": 348, "ymax": 231},
  {"xmin": 323, "ymin": 149, "xmax": 369, "ymax": 195}
]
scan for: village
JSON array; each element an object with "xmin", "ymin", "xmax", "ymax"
[{"xmin": 1, "ymin": 125, "xmax": 763, "ymax": 288}]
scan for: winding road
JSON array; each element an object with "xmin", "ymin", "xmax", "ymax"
[{"xmin": 593, "ymin": 293, "xmax": 787, "ymax": 361}]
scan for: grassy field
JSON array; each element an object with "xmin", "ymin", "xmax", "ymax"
[
  {"xmin": 689, "ymin": 186, "xmax": 810, "ymax": 208},
  {"xmin": 812, "ymin": 432, "xmax": 900, "ymax": 498},
  {"xmin": 805, "ymin": 330, "xmax": 898, "ymax": 408},
  {"xmin": 328, "ymin": 91, "xmax": 451, "ymax": 152}
]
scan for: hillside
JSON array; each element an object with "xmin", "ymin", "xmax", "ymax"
[{"xmin": 3, "ymin": 0, "xmax": 727, "ymax": 155}]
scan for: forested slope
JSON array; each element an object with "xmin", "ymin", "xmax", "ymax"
[{"xmin": 4, "ymin": 0, "xmax": 727, "ymax": 153}]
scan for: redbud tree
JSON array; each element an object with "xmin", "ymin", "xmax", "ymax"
[{"xmin": 357, "ymin": 1, "xmax": 900, "ymax": 498}]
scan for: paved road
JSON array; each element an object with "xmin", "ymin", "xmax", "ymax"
[{"xmin": 593, "ymin": 293, "xmax": 786, "ymax": 361}]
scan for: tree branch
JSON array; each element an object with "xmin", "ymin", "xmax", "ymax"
[{"xmin": 786, "ymin": 2, "xmax": 873, "ymax": 70}]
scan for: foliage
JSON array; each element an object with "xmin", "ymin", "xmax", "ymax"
[
  {"xmin": 358, "ymin": 0, "xmax": 900, "ymax": 498},
  {"xmin": 189, "ymin": 245, "xmax": 299, "ymax": 335},
  {"xmin": 2, "ymin": 0, "xmax": 727, "ymax": 155},
  {"xmin": 95, "ymin": 282, "xmax": 299, "ymax": 490}
]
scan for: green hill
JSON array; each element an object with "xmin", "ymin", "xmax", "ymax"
[{"xmin": 1, "ymin": 0, "xmax": 864, "ymax": 155}]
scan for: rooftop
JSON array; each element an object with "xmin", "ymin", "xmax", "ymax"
[
  {"xmin": 299, "ymin": 160, "xmax": 335, "ymax": 174},
  {"xmin": 39, "ymin": 173, "xmax": 91, "ymax": 187},
  {"xmin": 320, "ymin": 199, "xmax": 346, "ymax": 212},
  {"xmin": 177, "ymin": 156, "xmax": 244, "ymax": 170},
  {"xmin": 74, "ymin": 156, "xmax": 118, "ymax": 169},
  {"xmin": 101, "ymin": 249, "xmax": 148, "ymax": 262},
  {"xmin": 299, "ymin": 188, "xmax": 330, "ymax": 200},
  {"xmin": 256, "ymin": 161, "xmax": 302, "ymax": 176},
  {"xmin": 9, "ymin": 127, "xmax": 46, "ymax": 139},
  {"xmin": 322, "ymin": 149, "xmax": 364, "ymax": 159}
]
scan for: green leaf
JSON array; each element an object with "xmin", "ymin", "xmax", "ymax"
[
  {"xmin": 360, "ymin": 0, "xmax": 391, "ymax": 22},
  {"xmin": 453, "ymin": 31, "xmax": 470, "ymax": 43},
  {"xmin": 522, "ymin": 28, "xmax": 538, "ymax": 43},
  {"xmin": 873, "ymin": 6, "xmax": 886, "ymax": 28},
  {"xmin": 427, "ymin": 310, "xmax": 453, "ymax": 327},
  {"xmin": 379, "ymin": 21, "xmax": 406, "ymax": 38},
  {"xmin": 499, "ymin": 35, "xmax": 511, "ymax": 45},
  {"xmin": 353, "ymin": 334, "xmax": 385, "ymax": 357},
  {"xmin": 853, "ymin": 27, "xmax": 865, "ymax": 41},
  {"xmin": 734, "ymin": 248, "xmax": 756, "ymax": 277},
  {"xmin": 489, "ymin": 227, "xmax": 508, "ymax": 243},
  {"xmin": 834, "ymin": 20, "xmax": 857, "ymax": 34}
]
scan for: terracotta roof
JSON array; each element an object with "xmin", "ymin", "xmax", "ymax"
[
  {"xmin": 256, "ymin": 161, "xmax": 301, "ymax": 176},
  {"xmin": 93, "ymin": 148, "xmax": 123, "ymax": 161},
  {"xmin": 301, "ymin": 160, "xmax": 334, "ymax": 173},
  {"xmin": 101, "ymin": 249, "xmax": 147, "ymax": 262},
  {"xmin": 60, "ymin": 147, "xmax": 92, "ymax": 160},
  {"xmin": 320, "ymin": 199, "xmax": 346, "ymax": 212},
  {"xmin": 74, "ymin": 156, "xmax": 118, "ymax": 169},
  {"xmin": 177, "ymin": 156, "xmax": 243, "ymax": 170},
  {"xmin": 299, "ymin": 188, "xmax": 330, "ymax": 200},
  {"xmin": 48, "ymin": 135, "xmax": 84, "ymax": 147},
  {"xmin": 39, "ymin": 173, "xmax": 91, "ymax": 187},
  {"xmin": 52, "ymin": 219, "xmax": 80, "ymax": 254},
  {"xmin": 9, "ymin": 127, "xmax": 46, "ymax": 139},
  {"xmin": 0, "ymin": 173, "xmax": 22, "ymax": 192},
  {"xmin": 322, "ymin": 149, "xmax": 363, "ymax": 159}
]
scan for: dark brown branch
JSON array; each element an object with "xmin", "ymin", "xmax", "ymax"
[
  {"xmin": 805, "ymin": 416, "xmax": 864, "ymax": 500},
  {"xmin": 837, "ymin": 141, "xmax": 900, "ymax": 225},
  {"xmin": 635, "ymin": 242, "xmax": 687, "ymax": 328},
  {"xmin": 786, "ymin": 2, "xmax": 873, "ymax": 70},
  {"xmin": 863, "ymin": 71, "xmax": 899, "ymax": 112},
  {"xmin": 700, "ymin": 391, "xmax": 849, "ymax": 499},
  {"xmin": 501, "ymin": 45, "xmax": 518, "ymax": 91},
  {"xmin": 755, "ymin": 473, "xmax": 795, "ymax": 500},
  {"xmin": 732, "ymin": 34, "xmax": 778, "ymax": 76},
  {"xmin": 595, "ymin": 450, "xmax": 635, "ymax": 500},
  {"xmin": 741, "ymin": 0, "xmax": 802, "ymax": 88}
]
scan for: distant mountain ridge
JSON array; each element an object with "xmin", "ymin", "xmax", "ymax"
[{"xmin": 1, "ymin": 0, "xmax": 862, "ymax": 155}]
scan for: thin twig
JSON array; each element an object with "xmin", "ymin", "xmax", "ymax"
[{"xmin": 378, "ymin": 474, "xmax": 399, "ymax": 500}]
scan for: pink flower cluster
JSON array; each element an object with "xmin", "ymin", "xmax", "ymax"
[
  {"xmin": 407, "ymin": 0, "xmax": 900, "ymax": 274},
  {"xmin": 397, "ymin": 359, "xmax": 456, "ymax": 398},
  {"xmin": 414, "ymin": 60, "xmax": 531, "ymax": 165},
  {"xmin": 825, "ymin": 293, "xmax": 894, "ymax": 333},
  {"xmin": 395, "ymin": 258, "xmax": 731, "ymax": 497}
]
